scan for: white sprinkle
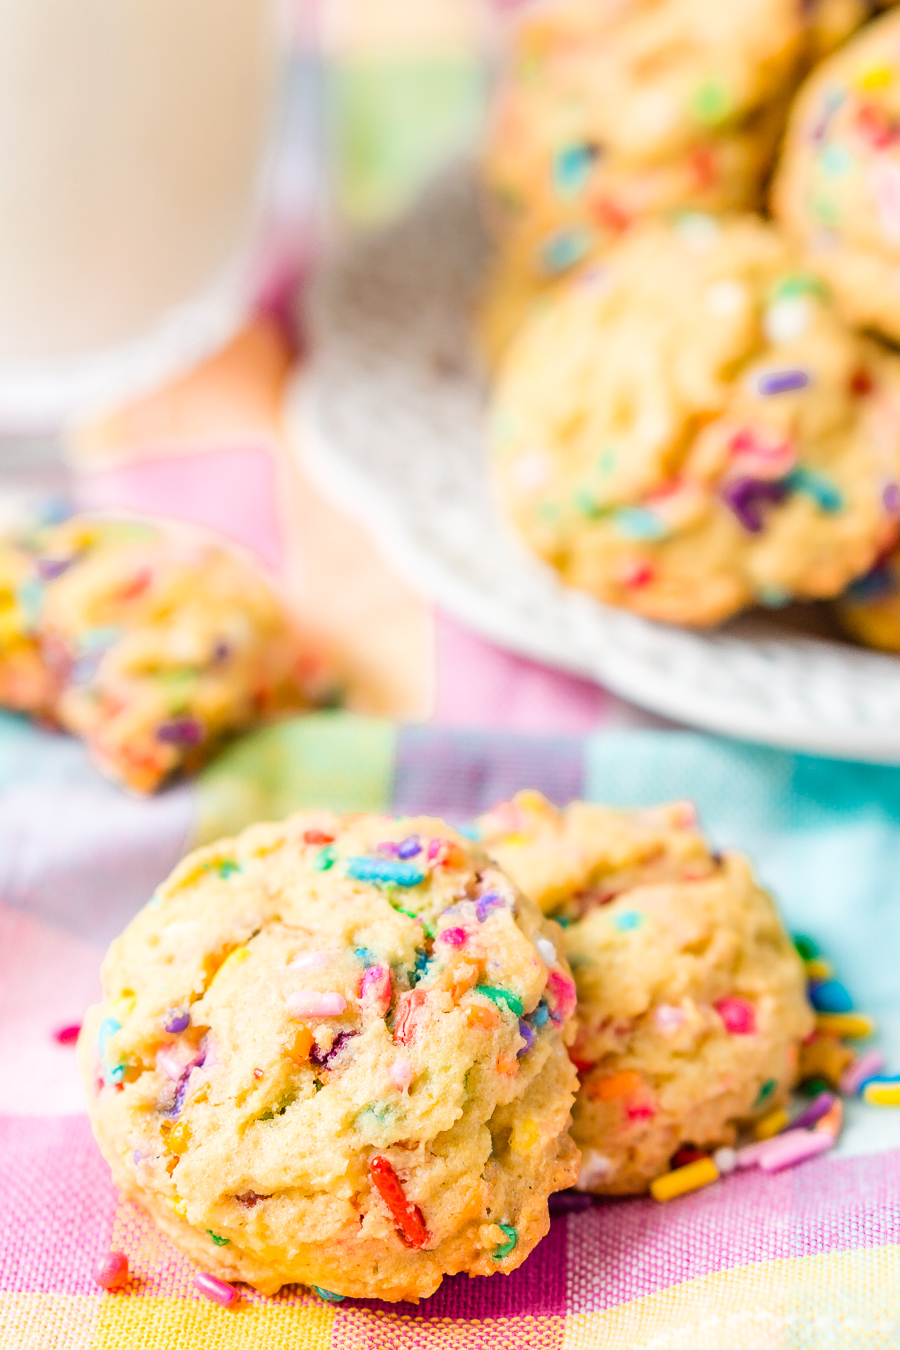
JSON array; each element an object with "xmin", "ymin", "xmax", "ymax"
[
  {"xmin": 713, "ymin": 1146, "xmax": 737, "ymax": 1175},
  {"xmin": 536, "ymin": 937, "xmax": 557, "ymax": 966},
  {"xmin": 512, "ymin": 450, "xmax": 551, "ymax": 495},
  {"xmin": 674, "ymin": 213, "xmax": 720, "ymax": 250},
  {"xmin": 156, "ymin": 1049, "xmax": 186, "ymax": 1081},
  {"xmin": 705, "ymin": 280, "xmax": 747, "ymax": 318},
  {"xmin": 764, "ymin": 296, "xmax": 812, "ymax": 344},
  {"xmin": 288, "ymin": 951, "xmax": 330, "ymax": 972},
  {"xmin": 654, "ymin": 1004, "xmax": 685, "ymax": 1033},
  {"xmin": 287, "ymin": 991, "xmax": 347, "ymax": 1018},
  {"xmin": 576, "ymin": 1149, "xmax": 614, "ymax": 1190}
]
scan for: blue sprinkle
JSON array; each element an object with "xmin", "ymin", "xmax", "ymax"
[
  {"xmin": 409, "ymin": 949, "xmax": 430, "ymax": 987},
  {"xmin": 784, "ymin": 466, "xmax": 843, "ymax": 513},
  {"xmin": 529, "ymin": 1003, "xmax": 550, "ymax": 1029},
  {"xmin": 396, "ymin": 836, "xmax": 422, "ymax": 860},
  {"xmin": 820, "ymin": 144, "xmax": 852, "ymax": 176},
  {"xmin": 457, "ymin": 823, "xmax": 480, "ymax": 841},
  {"xmin": 354, "ymin": 947, "xmax": 377, "ymax": 967},
  {"xmin": 35, "ymin": 497, "xmax": 74, "ymax": 526},
  {"xmin": 16, "ymin": 577, "xmax": 45, "ymax": 628},
  {"xmin": 554, "ymin": 143, "xmax": 600, "ymax": 197},
  {"xmin": 98, "ymin": 1017, "xmax": 124, "ymax": 1085},
  {"xmin": 346, "ymin": 857, "xmax": 426, "ymax": 888},
  {"xmin": 313, "ymin": 1287, "xmax": 346, "ymax": 1302},
  {"xmin": 846, "ymin": 564, "xmax": 895, "ymax": 602},
  {"xmin": 757, "ymin": 369, "xmax": 811, "ymax": 396},
  {"xmin": 80, "ymin": 626, "xmax": 122, "ymax": 652},
  {"xmin": 69, "ymin": 650, "xmax": 104, "ymax": 686},
  {"xmin": 758, "ymin": 584, "xmax": 791, "ymax": 609},
  {"xmin": 612, "ymin": 910, "xmax": 643, "ymax": 932},
  {"xmin": 809, "ymin": 979, "xmax": 853, "ymax": 1013},
  {"xmin": 613, "ymin": 508, "xmax": 668, "ymax": 541},
  {"xmin": 541, "ymin": 229, "xmax": 591, "ymax": 274}
]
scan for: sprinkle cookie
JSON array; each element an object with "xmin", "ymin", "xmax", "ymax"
[
  {"xmin": 0, "ymin": 512, "xmax": 315, "ymax": 792},
  {"xmin": 774, "ymin": 7, "xmax": 900, "ymax": 346},
  {"xmin": 490, "ymin": 214, "xmax": 900, "ymax": 625},
  {"xmin": 79, "ymin": 813, "xmax": 579, "ymax": 1301},
  {"xmin": 482, "ymin": 0, "xmax": 805, "ymax": 281},
  {"xmin": 477, "ymin": 791, "xmax": 813, "ymax": 1195}
]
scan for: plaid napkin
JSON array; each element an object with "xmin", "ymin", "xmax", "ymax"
[{"xmin": 3, "ymin": 711, "xmax": 900, "ymax": 1348}]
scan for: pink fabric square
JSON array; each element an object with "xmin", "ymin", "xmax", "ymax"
[
  {"xmin": 434, "ymin": 613, "xmax": 612, "ymax": 733},
  {"xmin": 77, "ymin": 444, "xmax": 284, "ymax": 573}
]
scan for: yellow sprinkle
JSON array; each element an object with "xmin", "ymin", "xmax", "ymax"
[
  {"xmin": 500, "ymin": 833, "xmax": 530, "ymax": 847},
  {"xmin": 805, "ymin": 958, "xmax": 833, "ymax": 981},
  {"xmin": 858, "ymin": 64, "xmax": 893, "ymax": 90},
  {"xmin": 510, "ymin": 1119, "xmax": 542, "ymax": 1155},
  {"xmin": 754, "ymin": 1108, "xmax": 790, "ymax": 1141},
  {"xmin": 863, "ymin": 1082, "xmax": 900, "ymax": 1106},
  {"xmin": 650, "ymin": 1157, "xmax": 719, "ymax": 1202},
  {"xmin": 815, "ymin": 1012, "xmax": 875, "ymax": 1039}
]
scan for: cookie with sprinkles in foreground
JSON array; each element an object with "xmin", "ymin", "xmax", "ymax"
[
  {"xmin": 477, "ymin": 791, "xmax": 813, "ymax": 1195},
  {"xmin": 0, "ymin": 512, "xmax": 316, "ymax": 792},
  {"xmin": 79, "ymin": 812, "xmax": 579, "ymax": 1301},
  {"xmin": 482, "ymin": 0, "xmax": 805, "ymax": 283},
  {"xmin": 490, "ymin": 213, "xmax": 900, "ymax": 625},
  {"xmin": 773, "ymin": 7, "xmax": 900, "ymax": 346}
]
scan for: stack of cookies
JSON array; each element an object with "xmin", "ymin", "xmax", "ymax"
[{"xmin": 481, "ymin": 0, "xmax": 900, "ymax": 646}]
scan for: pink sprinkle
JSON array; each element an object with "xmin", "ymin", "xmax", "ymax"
[
  {"xmin": 654, "ymin": 1005, "xmax": 684, "ymax": 1033},
  {"xmin": 93, "ymin": 1251, "xmax": 129, "ymax": 1290},
  {"xmin": 194, "ymin": 1272, "xmax": 238, "ymax": 1307},
  {"xmin": 360, "ymin": 966, "xmax": 392, "ymax": 1017},
  {"xmin": 54, "ymin": 1023, "xmax": 81, "ymax": 1045},
  {"xmin": 715, "ymin": 997, "xmax": 756, "ymax": 1035},
  {"xmin": 438, "ymin": 927, "xmax": 468, "ymax": 948},
  {"xmin": 389, "ymin": 1057, "xmax": 413, "ymax": 1090},
  {"xmin": 427, "ymin": 838, "xmax": 444, "ymax": 861},
  {"xmin": 757, "ymin": 1128, "xmax": 834, "ymax": 1173},
  {"xmin": 547, "ymin": 970, "xmax": 577, "ymax": 1022},
  {"xmin": 839, "ymin": 1049, "xmax": 885, "ymax": 1096},
  {"xmin": 288, "ymin": 951, "xmax": 330, "ymax": 972},
  {"xmin": 626, "ymin": 1103, "xmax": 656, "ymax": 1121},
  {"xmin": 736, "ymin": 1138, "xmax": 772, "ymax": 1170},
  {"xmin": 157, "ymin": 1049, "xmax": 186, "ymax": 1082},
  {"xmin": 287, "ymin": 991, "xmax": 347, "ymax": 1018}
]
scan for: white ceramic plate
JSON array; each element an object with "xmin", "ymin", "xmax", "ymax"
[{"xmin": 288, "ymin": 165, "xmax": 900, "ymax": 763}]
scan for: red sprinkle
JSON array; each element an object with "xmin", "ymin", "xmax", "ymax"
[
  {"xmin": 620, "ymin": 560, "xmax": 654, "ymax": 589},
  {"xmin": 671, "ymin": 1145, "xmax": 708, "ymax": 1170},
  {"xmin": 590, "ymin": 195, "xmax": 631, "ymax": 234},
  {"xmin": 855, "ymin": 101, "xmax": 899, "ymax": 150},
  {"xmin": 850, "ymin": 368, "xmax": 873, "ymax": 397},
  {"xmin": 93, "ymin": 1251, "xmax": 129, "ymax": 1290},
  {"xmin": 194, "ymin": 1272, "xmax": 238, "ymax": 1307},
  {"xmin": 54, "ymin": 1023, "xmax": 81, "ymax": 1045},
  {"xmin": 393, "ymin": 990, "xmax": 427, "ymax": 1045},
  {"xmin": 369, "ymin": 1155, "xmax": 429, "ymax": 1249},
  {"xmin": 689, "ymin": 144, "xmax": 718, "ymax": 188},
  {"xmin": 303, "ymin": 829, "xmax": 335, "ymax": 846},
  {"xmin": 715, "ymin": 996, "xmax": 756, "ymax": 1035}
]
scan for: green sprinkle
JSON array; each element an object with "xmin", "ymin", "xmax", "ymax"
[
  {"xmin": 207, "ymin": 1232, "xmax": 230, "ymax": 1246},
  {"xmin": 755, "ymin": 1078, "xmax": 777, "ymax": 1107},
  {"xmin": 476, "ymin": 986, "xmax": 524, "ymax": 1018},
  {"xmin": 692, "ymin": 79, "xmax": 731, "ymax": 126},
  {"xmin": 313, "ymin": 1286, "xmax": 346, "ymax": 1302},
  {"xmin": 793, "ymin": 934, "xmax": 821, "ymax": 961},
  {"xmin": 574, "ymin": 488, "xmax": 604, "ymax": 519},
  {"xmin": 771, "ymin": 274, "xmax": 829, "ymax": 304},
  {"xmin": 596, "ymin": 448, "xmax": 617, "ymax": 476},
  {"xmin": 314, "ymin": 846, "xmax": 336, "ymax": 872},
  {"xmin": 811, "ymin": 195, "xmax": 839, "ymax": 226},
  {"xmin": 758, "ymin": 584, "xmax": 791, "ymax": 609},
  {"xmin": 799, "ymin": 1075, "xmax": 831, "ymax": 1097},
  {"xmin": 217, "ymin": 860, "xmax": 240, "ymax": 879},
  {"xmin": 493, "ymin": 1223, "xmax": 519, "ymax": 1261},
  {"xmin": 820, "ymin": 143, "xmax": 853, "ymax": 177}
]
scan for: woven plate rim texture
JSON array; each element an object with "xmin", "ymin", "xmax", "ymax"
[{"xmin": 287, "ymin": 162, "xmax": 900, "ymax": 764}]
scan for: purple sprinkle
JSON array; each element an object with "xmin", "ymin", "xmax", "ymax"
[
  {"xmin": 164, "ymin": 1009, "xmax": 191, "ymax": 1035},
  {"xmin": 213, "ymin": 641, "xmax": 232, "ymax": 663},
  {"xmin": 476, "ymin": 892, "xmax": 506, "ymax": 923},
  {"xmin": 721, "ymin": 477, "xmax": 790, "ymax": 533},
  {"xmin": 375, "ymin": 840, "xmax": 400, "ymax": 858},
  {"xmin": 517, "ymin": 1019, "xmax": 534, "ymax": 1056},
  {"xmin": 885, "ymin": 483, "xmax": 900, "ymax": 514},
  {"xmin": 791, "ymin": 1090, "xmax": 835, "ymax": 1130},
  {"xmin": 549, "ymin": 1191, "xmax": 594, "ymax": 1215},
  {"xmin": 133, "ymin": 1150, "xmax": 142, "ymax": 1165},
  {"xmin": 156, "ymin": 717, "xmax": 205, "ymax": 746},
  {"xmin": 35, "ymin": 556, "xmax": 72, "ymax": 581},
  {"xmin": 310, "ymin": 1031, "xmax": 356, "ymax": 1068},
  {"xmin": 70, "ymin": 650, "xmax": 104, "ymax": 686},
  {"xmin": 397, "ymin": 836, "xmax": 422, "ymax": 860},
  {"xmin": 757, "ymin": 369, "xmax": 810, "ymax": 397}
]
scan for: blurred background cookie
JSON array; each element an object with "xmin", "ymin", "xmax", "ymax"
[{"xmin": 490, "ymin": 213, "xmax": 900, "ymax": 625}]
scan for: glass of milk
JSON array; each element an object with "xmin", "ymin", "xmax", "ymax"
[{"xmin": 0, "ymin": 0, "xmax": 286, "ymax": 427}]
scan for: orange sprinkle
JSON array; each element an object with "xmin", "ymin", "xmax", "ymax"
[
  {"xmin": 286, "ymin": 1026, "xmax": 314, "ymax": 1065},
  {"xmin": 466, "ymin": 1005, "xmax": 500, "ymax": 1031},
  {"xmin": 588, "ymin": 1070, "xmax": 643, "ymax": 1102},
  {"xmin": 496, "ymin": 1055, "xmax": 519, "ymax": 1078}
]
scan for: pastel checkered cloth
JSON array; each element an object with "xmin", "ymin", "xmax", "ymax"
[{"xmin": 3, "ymin": 712, "xmax": 900, "ymax": 1348}]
